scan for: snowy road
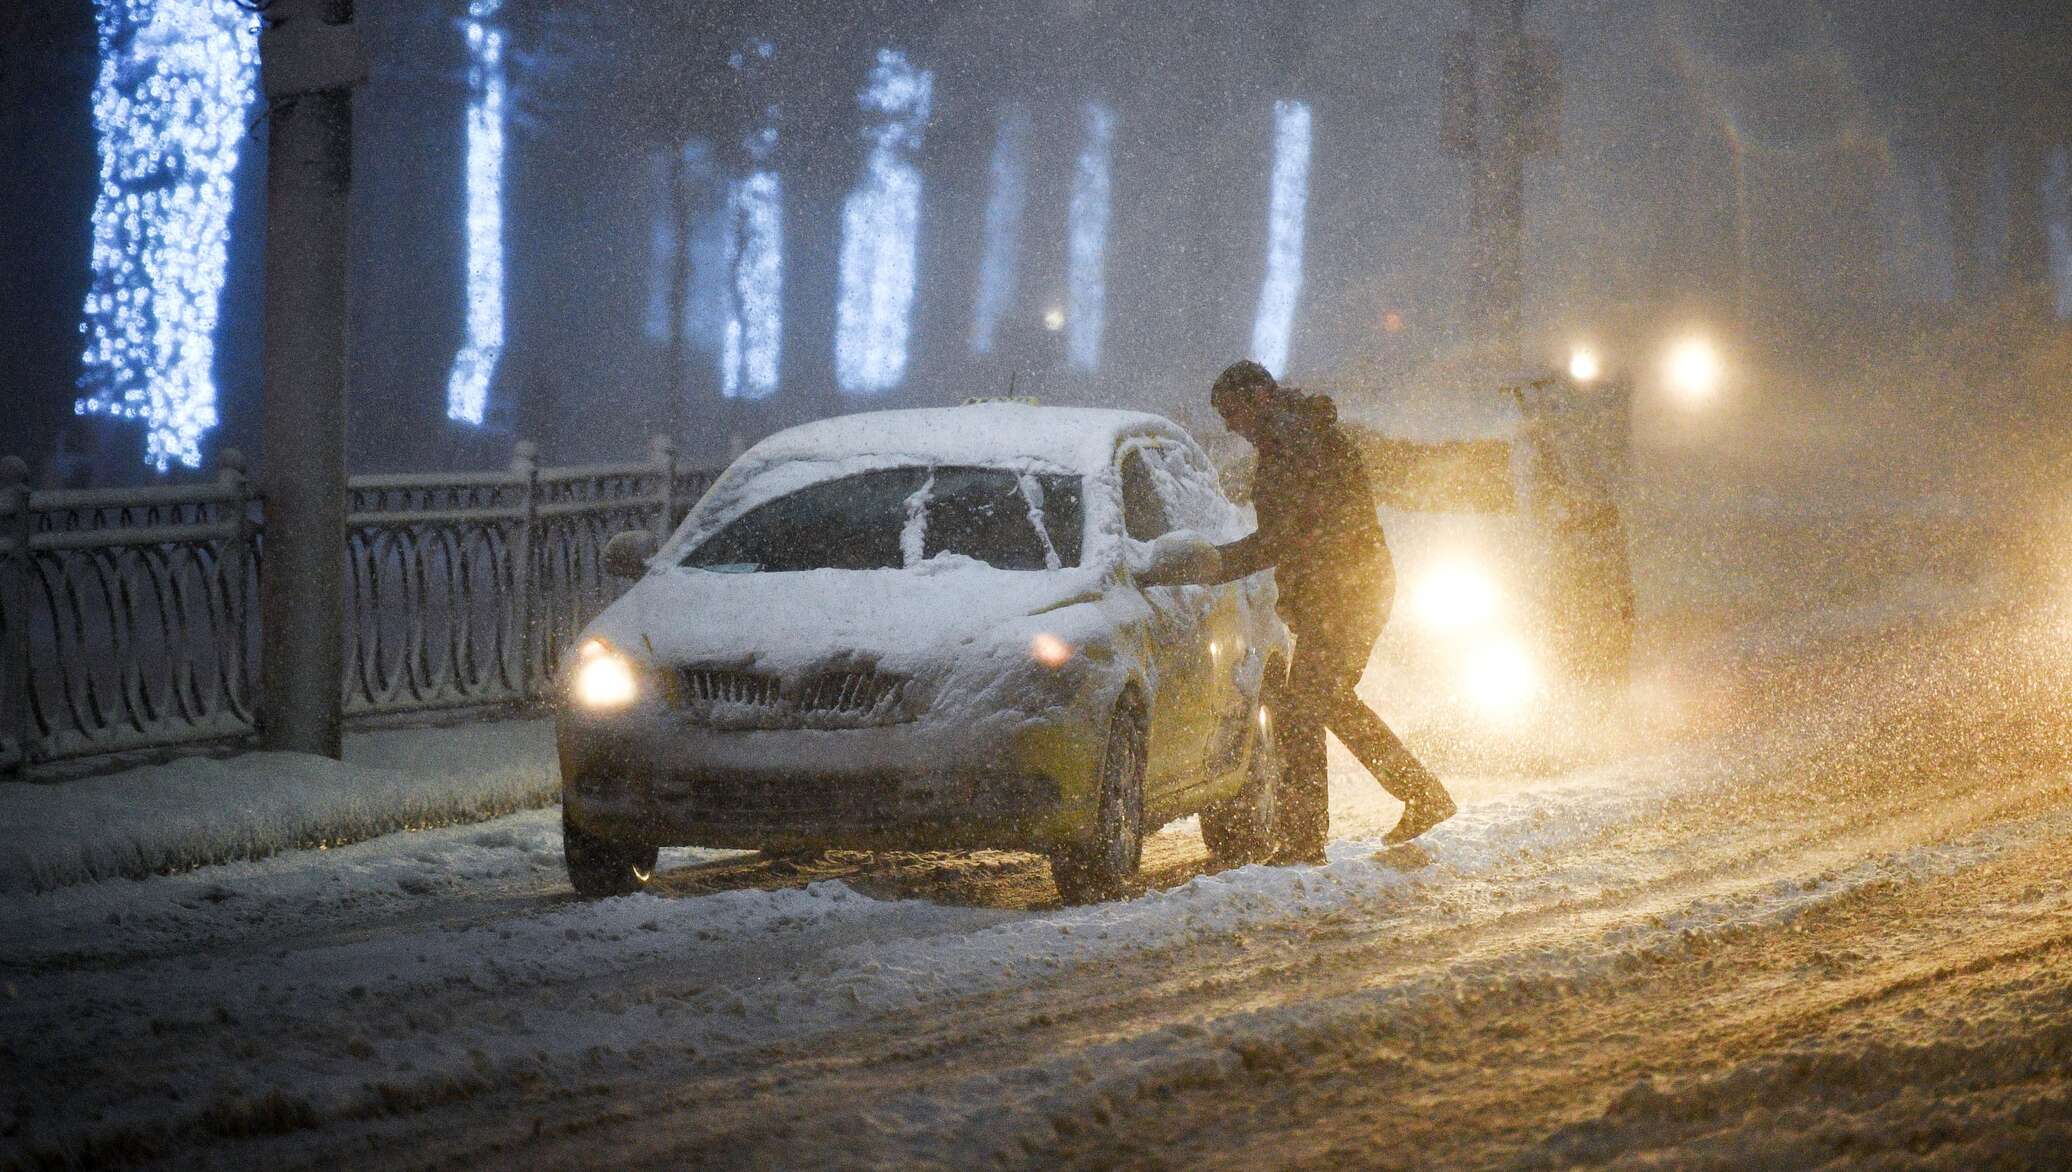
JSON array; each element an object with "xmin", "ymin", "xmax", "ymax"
[{"xmin": 7, "ymin": 586, "xmax": 2072, "ymax": 1168}]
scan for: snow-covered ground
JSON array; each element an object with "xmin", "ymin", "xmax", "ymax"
[
  {"xmin": 6, "ymin": 467, "xmax": 2070, "ymax": 1168},
  {"xmin": 0, "ymin": 720, "xmax": 558, "ymax": 893},
  {"xmin": 6, "ymin": 563, "xmax": 2070, "ymax": 1167}
]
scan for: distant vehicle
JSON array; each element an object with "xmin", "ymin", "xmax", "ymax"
[
  {"xmin": 557, "ymin": 404, "xmax": 1292, "ymax": 903},
  {"xmin": 1342, "ymin": 370, "xmax": 1638, "ymax": 743}
]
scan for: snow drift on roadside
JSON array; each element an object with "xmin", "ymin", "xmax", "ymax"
[{"xmin": 0, "ymin": 721, "xmax": 558, "ymax": 893}]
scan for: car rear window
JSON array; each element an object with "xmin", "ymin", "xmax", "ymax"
[{"xmin": 683, "ymin": 466, "xmax": 1083, "ymax": 573}]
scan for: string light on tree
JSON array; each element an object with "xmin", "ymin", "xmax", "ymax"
[
  {"xmin": 75, "ymin": 0, "xmax": 258, "ymax": 471},
  {"xmin": 445, "ymin": 0, "xmax": 507, "ymax": 426},
  {"xmin": 1066, "ymin": 101, "xmax": 1116, "ymax": 373},
  {"xmin": 835, "ymin": 49, "xmax": 932, "ymax": 394},
  {"xmin": 1249, "ymin": 100, "xmax": 1312, "ymax": 379},
  {"xmin": 719, "ymin": 40, "xmax": 782, "ymax": 400},
  {"xmin": 970, "ymin": 105, "xmax": 1031, "ymax": 356}
]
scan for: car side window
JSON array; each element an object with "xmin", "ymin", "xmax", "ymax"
[
  {"xmin": 1119, "ymin": 449, "xmax": 1172, "ymax": 542},
  {"xmin": 1148, "ymin": 442, "xmax": 1236, "ymax": 539}
]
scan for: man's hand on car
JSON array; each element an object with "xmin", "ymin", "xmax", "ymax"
[{"xmin": 1135, "ymin": 530, "xmax": 1222, "ymax": 587}]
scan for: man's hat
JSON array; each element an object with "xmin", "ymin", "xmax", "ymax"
[{"xmin": 1212, "ymin": 359, "xmax": 1275, "ymax": 406}]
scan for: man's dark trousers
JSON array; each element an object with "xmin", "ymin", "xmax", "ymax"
[{"xmin": 1277, "ymin": 608, "xmax": 1443, "ymax": 854}]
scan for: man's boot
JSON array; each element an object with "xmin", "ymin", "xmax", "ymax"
[{"xmin": 1384, "ymin": 773, "xmax": 1456, "ymax": 845}]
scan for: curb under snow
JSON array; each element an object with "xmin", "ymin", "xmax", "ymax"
[{"xmin": 0, "ymin": 721, "xmax": 560, "ymax": 894}]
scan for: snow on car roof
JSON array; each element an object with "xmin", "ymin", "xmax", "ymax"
[
  {"xmin": 739, "ymin": 403, "xmax": 1179, "ymax": 472},
  {"xmin": 667, "ymin": 403, "xmax": 1187, "ymax": 555}
]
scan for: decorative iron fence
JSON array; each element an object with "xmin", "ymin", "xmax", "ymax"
[{"xmin": 1, "ymin": 438, "xmax": 717, "ymax": 772}]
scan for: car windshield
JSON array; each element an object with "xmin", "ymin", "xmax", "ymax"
[{"xmin": 682, "ymin": 466, "xmax": 1083, "ymax": 573}]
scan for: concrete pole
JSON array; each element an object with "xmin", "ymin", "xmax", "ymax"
[{"xmin": 258, "ymin": 0, "xmax": 362, "ymax": 757}]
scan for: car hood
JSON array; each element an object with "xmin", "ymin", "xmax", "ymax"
[{"xmin": 586, "ymin": 559, "xmax": 1112, "ymax": 675}]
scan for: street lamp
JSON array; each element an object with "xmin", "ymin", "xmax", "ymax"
[{"xmin": 1665, "ymin": 336, "xmax": 1724, "ymax": 402}]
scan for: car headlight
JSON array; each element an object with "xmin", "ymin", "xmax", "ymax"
[
  {"xmin": 572, "ymin": 639, "xmax": 640, "ymax": 710},
  {"xmin": 1410, "ymin": 560, "xmax": 1502, "ymax": 632},
  {"xmin": 1461, "ymin": 640, "xmax": 1540, "ymax": 716},
  {"xmin": 1666, "ymin": 335, "xmax": 1723, "ymax": 402},
  {"xmin": 1030, "ymin": 632, "xmax": 1074, "ymax": 668}
]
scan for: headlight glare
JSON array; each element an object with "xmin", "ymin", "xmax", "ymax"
[
  {"xmin": 574, "ymin": 647, "xmax": 639, "ymax": 709},
  {"xmin": 1462, "ymin": 640, "xmax": 1540, "ymax": 716},
  {"xmin": 1411, "ymin": 561, "xmax": 1503, "ymax": 631}
]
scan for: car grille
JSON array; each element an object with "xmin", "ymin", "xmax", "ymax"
[
  {"xmin": 674, "ymin": 667, "xmax": 918, "ymax": 729},
  {"xmin": 658, "ymin": 775, "xmax": 905, "ymax": 821},
  {"xmin": 679, "ymin": 669, "xmax": 782, "ymax": 708}
]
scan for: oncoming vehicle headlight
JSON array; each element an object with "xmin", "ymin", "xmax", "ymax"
[
  {"xmin": 1410, "ymin": 560, "xmax": 1502, "ymax": 632},
  {"xmin": 1462, "ymin": 640, "xmax": 1540, "ymax": 717},
  {"xmin": 573, "ymin": 639, "xmax": 639, "ymax": 710}
]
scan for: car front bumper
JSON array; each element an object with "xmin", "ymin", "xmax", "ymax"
[{"xmin": 557, "ymin": 707, "xmax": 1108, "ymax": 853}]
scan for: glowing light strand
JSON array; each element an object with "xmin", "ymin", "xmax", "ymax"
[
  {"xmin": 645, "ymin": 151, "xmax": 679, "ymax": 342},
  {"xmin": 720, "ymin": 170, "xmax": 784, "ymax": 398},
  {"xmin": 719, "ymin": 42, "xmax": 783, "ymax": 399},
  {"xmin": 75, "ymin": 0, "xmax": 258, "ymax": 471},
  {"xmin": 835, "ymin": 49, "xmax": 933, "ymax": 394},
  {"xmin": 970, "ymin": 105, "xmax": 1031, "ymax": 356},
  {"xmin": 1249, "ymin": 100, "xmax": 1312, "ymax": 379},
  {"xmin": 445, "ymin": 0, "xmax": 507, "ymax": 426},
  {"xmin": 1066, "ymin": 102, "xmax": 1116, "ymax": 373}
]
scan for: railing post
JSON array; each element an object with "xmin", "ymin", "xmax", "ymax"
[
  {"xmin": 2, "ymin": 456, "xmax": 31, "ymax": 773},
  {"xmin": 216, "ymin": 449, "xmax": 256, "ymax": 724},
  {"xmin": 649, "ymin": 433, "xmax": 678, "ymax": 539},
  {"xmin": 510, "ymin": 440, "xmax": 540, "ymax": 702}
]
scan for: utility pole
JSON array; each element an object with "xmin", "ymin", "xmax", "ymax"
[
  {"xmin": 1443, "ymin": 0, "xmax": 1558, "ymax": 377},
  {"xmin": 258, "ymin": 0, "xmax": 363, "ymax": 757}
]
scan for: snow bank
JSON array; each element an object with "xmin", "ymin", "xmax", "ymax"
[{"xmin": 0, "ymin": 720, "xmax": 558, "ymax": 893}]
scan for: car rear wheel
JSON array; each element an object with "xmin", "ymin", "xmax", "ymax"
[
  {"xmin": 1200, "ymin": 687, "xmax": 1281, "ymax": 865},
  {"xmin": 563, "ymin": 805, "xmax": 658, "ymax": 898},
  {"xmin": 1050, "ymin": 700, "xmax": 1146, "ymax": 905}
]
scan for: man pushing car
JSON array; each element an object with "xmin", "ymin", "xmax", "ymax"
[{"xmin": 1144, "ymin": 360, "xmax": 1455, "ymax": 860}]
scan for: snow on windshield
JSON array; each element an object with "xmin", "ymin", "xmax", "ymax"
[{"xmin": 682, "ymin": 466, "xmax": 1083, "ymax": 573}]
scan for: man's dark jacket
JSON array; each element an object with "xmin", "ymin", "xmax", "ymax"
[{"xmin": 1210, "ymin": 387, "xmax": 1393, "ymax": 637}]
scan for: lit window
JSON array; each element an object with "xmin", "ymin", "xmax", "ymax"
[
  {"xmin": 1067, "ymin": 102, "xmax": 1116, "ymax": 373},
  {"xmin": 971, "ymin": 105, "xmax": 1031, "ymax": 356},
  {"xmin": 836, "ymin": 49, "xmax": 933, "ymax": 394},
  {"xmin": 75, "ymin": 0, "xmax": 258, "ymax": 471},
  {"xmin": 1249, "ymin": 100, "xmax": 1312, "ymax": 379},
  {"xmin": 445, "ymin": 0, "xmax": 507, "ymax": 426}
]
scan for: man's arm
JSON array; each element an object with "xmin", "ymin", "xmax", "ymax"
[{"xmin": 1207, "ymin": 531, "xmax": 1269, "ymax": 583}]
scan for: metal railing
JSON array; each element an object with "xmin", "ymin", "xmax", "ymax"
[{"xmin": 1, "ymin": 438, "xmax": 717, "ymax": 772}]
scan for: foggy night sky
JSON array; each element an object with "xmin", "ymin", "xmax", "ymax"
[{"xmin": 0, "ymin": 0, "xmax": 2065, "ymax": 486}]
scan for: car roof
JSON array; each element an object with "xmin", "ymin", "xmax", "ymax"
[{"xmin": 736, "ymin": 403, "xmax": 1185, "ymax": 474}]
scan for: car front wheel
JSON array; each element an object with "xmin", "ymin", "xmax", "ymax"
[
  {"xmin": 563, "ymin": 804, "xmax": 658, "ymax": 898},
  {"xmin": 1050, "ymin": 699, "xmax": 1147, "ymax": 905}
]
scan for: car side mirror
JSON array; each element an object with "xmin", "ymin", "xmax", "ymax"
[
  {"xmin": 602, "ymin": 530, "xmax": 659, "ymax": 580},
  {"xmin": 1133, "ymin": 529, "xmax": 1218, "ymax": 587}
]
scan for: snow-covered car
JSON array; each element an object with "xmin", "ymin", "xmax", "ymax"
[{"xmin": 556, "ymin": 403, "xmax": 1292, "ymax": 903}]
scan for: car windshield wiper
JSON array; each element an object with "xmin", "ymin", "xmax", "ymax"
[{"xmin": 692, "ymin": 562, "xmax": 762, "ymax": 574}]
